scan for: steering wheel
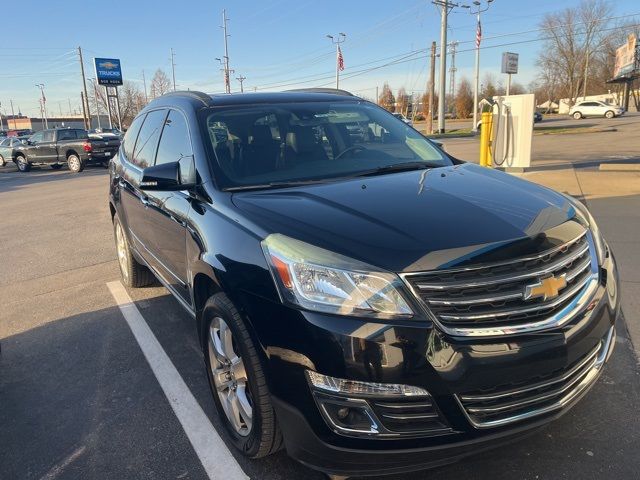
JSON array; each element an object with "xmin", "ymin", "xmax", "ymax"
[{"xmin": 335, "ymin": 145, "xmax": 368, "ymax": 160}]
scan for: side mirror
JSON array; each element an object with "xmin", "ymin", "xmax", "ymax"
[{"xmin": 140, "ymin": 161, "xmax": 190, "ymax": 191}]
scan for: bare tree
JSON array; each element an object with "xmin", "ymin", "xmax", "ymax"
[
  {"xmin": 150, "ymin": 69, "xmax": 172, "ymax": 98},
  {"xmin": 91, "ymin": 81, "xmax": 146, "ymax": 128},
  {"xmin": 454, "ymin": 77, "xmax": 474, "ymax": 119},
  {"xmin": 537, "ymin": 0, "xmax": 613, "ymax": 105},
  {"xmin": 378, "ymin": 83, "xmax": 395, "ymax": 112},
  {"xmin": 396, "ymin": 87, "xmax": 409, "ymax": 116}
]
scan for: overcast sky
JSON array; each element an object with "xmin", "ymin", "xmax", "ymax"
[{"xmin": 2, "ymin": 0, "xmax": 639, "ymax": 118}]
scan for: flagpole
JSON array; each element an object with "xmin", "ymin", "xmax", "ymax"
[
  {"xmin": 464, "ymin": 0, "xmax": 493, "ymax": 133},
  {"xmin": 327, "ymin": 33, "xmax": 346, "ymax": 90},
  {"xmin": 473, "ymin": 12, "xmax": 480, "ymax": 132},
  {"xmin": 336, "ymin": 44, "xmax": 340, "ymax": 89}
]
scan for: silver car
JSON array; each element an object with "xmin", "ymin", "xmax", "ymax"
[{"xmin": 569, "ymin": 101, "xmax": 624, "ymax": 119}]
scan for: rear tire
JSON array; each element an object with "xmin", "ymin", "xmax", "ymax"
[
  {"xmin": 51, "ymin": 164, "xmax": 63, "ymax": 170},
  {"xmin": 572, "ymin": 112, "xmax": 582, "ymax": 120},
  {"xmin": 605, "ymin": 110, "xmax": 614, "ymax": 119},
  {"xmin": 67, "ymin": 154, "xmax": 84, "ymax": 173},
  {"xmin": 113, "ymin": 213, "xmax": 154, "ymax": 288},
  {"xmin": 16, "ymin": 155, "xmax": 31, "ymax": 172},
  {"xmin": 0, "ymin": 155, "xmax": 5, "ymax": 167},
  {"xmin": 203, "ymin": 293, "xmax": 283, "ymax": 459}
]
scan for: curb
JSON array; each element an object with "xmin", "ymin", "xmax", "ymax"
[{"xmin": 599, "ymin": 163, "xmax": 640, "ymax": 171}]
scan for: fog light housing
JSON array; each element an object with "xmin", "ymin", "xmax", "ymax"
[{"xmin": 305, "ymin": 371, "xmax": 451, "ymax": 438}]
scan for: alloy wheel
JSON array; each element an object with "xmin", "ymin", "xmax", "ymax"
[
  {"xmin": 208, "ymin": 316, "xmax": 253, "ymax": 436},
  {"xmin": 114, "ymin": 221, "xmax": 130, "ymax": 283}
]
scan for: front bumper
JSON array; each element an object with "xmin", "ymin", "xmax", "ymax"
[{"xmin": 240, "ymin": 249, "xmax": 620, "ymax": 476}]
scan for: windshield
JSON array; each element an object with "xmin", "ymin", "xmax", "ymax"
[{"xmin": 203, "ymin": 101, "xmax": 449, "ymax": 189}]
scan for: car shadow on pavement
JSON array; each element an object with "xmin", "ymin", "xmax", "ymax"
[{"xmin": 0, "ymin": 167, "xmax": 109, "ymax": 194}]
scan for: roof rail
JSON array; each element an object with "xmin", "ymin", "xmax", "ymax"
[
  {"xmin": 159, "ymin": 90, "xmax": 211, "ymax": 105},
  {"xmin": 285, "ymin": 88, "xmax": 355, "ymax": 97}
]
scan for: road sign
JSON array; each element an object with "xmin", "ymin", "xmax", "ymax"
[
  {"xmin": 94, "ymin": 58, "xmax": 123, "ymax": 86},
  {"xmin": 501, "ymin": 52, "xmax": 519, "ymax": 75}
]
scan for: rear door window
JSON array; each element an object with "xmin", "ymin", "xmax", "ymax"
[
  {"xmin": 57, "ymin": 130, "xmax": 77, "ymax": 141},
  {"xmin": 133, "ymin": 109, "xmax": 167, "ymax": 168},
  {"xmin": 123, "ymin": 113, "xmax": 146, "ymax": 161}
]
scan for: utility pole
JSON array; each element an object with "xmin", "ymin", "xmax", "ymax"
[
  {"xmin": 448, "ymin": 41, "xmax": 458, "ymax": 105},
  {"xmin": 80, "ymin": 92, "xmax": 88, "ymax": 129},
  {"xmin": 0, "ymin": 102, "xmax": 4, "ymax": 132},
  {"xmin": 170, "ymin": 48, "xmax": 177, "ymax": 91},
  {"xmin": 236, "ymin": 75, "xmax": 246, "ymax": 93},
  {"xmin": 376, "ymin": 86, "xmax": 379, "ymax": 104},
  {"xmin": 142, "ymin": 70, "xmax": 149, "ymax": 103},
  {"xmin": 582, "ymin": 48, "xmax": 590, "ymax": 100},
  {"xmin": 78, "ymin": 46, "xmax": 91, "ymax": 129},
  {"xmin": 35, "ymin": 83, "xmax": 48, "ymax": 129},
  {"xmin": 326, "ymin": 33, "xmax": 346, "ymax": 89},
  {"xmin": 221, "ymin": 9, "xmax": 233, "ymax": 93},
  {"xmin": 427, "ymin": 41, "xmax": 437, "ymax": 135},
  {"xmin": 433, "ymin": 1, "xmax": 456, "ymax": 133},
  {"xmin": 463, "ymin": 0, "xmax": 493, "ymax": 132}
]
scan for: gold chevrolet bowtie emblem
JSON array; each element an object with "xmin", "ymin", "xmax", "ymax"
[{"xmin": 524, "ymin": 274, "xmax": 567, "ymax": 301}]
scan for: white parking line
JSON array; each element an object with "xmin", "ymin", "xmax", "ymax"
[{"xmin": 107, "ymin": 281, "xmax": 248, "ymax": 480}]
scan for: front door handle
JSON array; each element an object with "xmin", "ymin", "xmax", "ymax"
[{"xmin": 140, "ymin": 197, "xmax": 149, "ymax": 207}]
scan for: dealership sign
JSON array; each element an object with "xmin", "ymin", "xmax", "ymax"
[
  {"xmin": 94, "ymin": 58, "xmax": 123, "ymax": 86},
  {"xmin": 614, "ymin": 34, "xmax": 638, "ymax": 79},
  {"xmin": 501, "ymin": 52, "xmax": 519, "ymax": 75}
]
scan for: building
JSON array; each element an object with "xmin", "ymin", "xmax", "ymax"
[{"xmin": 2, "ymin": 115, "xmax": 111, "ymax": 132}]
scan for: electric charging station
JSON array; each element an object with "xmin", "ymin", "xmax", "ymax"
[{"xmin": 490, "ymin": 93, "xmax": 535, "ymax": 172}]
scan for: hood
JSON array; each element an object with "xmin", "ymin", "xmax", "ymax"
[{"xmin": 231, "ymin": 163, "xmax": 580, "ymax": 273}]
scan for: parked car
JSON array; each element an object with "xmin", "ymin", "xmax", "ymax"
[
  {"xmin": 90, "ymin": 127, "xmax": 124, "ymax": 139},
  {"xmin": 14, "ymin": 128, "xmax": 120, "ymax": 172},
  {"xmin": 392, "ymin": 112, "xmax": 413, "ymax": 126},
  {"xmin": 569, "ymin": 101, "xmax": 624, "ymax": 119},
  {"xmin": 110, "ymin": 90, "xmax": 619, "ymax": 478},
  {"xmin": 534, "ymin": 111, "xmax": 543, "ymax": 122},
  {"xmin": 7, "ymin": 129, "xmax": 33, "ymax": 137},
  {"xmin": 0, "ymin": 135, "xmax": 29, "ymax": 166}
]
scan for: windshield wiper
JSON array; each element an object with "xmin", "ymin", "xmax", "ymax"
[
  {"xmin": 354, "ymin": 162, "xmax": 435, "ymax": 177},
  {"xmin": 224, "ymin": 178, "xmax": 332, "ymax": 192}
]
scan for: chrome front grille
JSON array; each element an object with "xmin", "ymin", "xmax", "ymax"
[
  {"xmin": 456, "ymin": 327, "xmax": 615, "ymax": 428},
  {"xmin": 403, "ymin": 230, "xmax": 599, "ymax": 336}
]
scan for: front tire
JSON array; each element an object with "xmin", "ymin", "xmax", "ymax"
[
  {"xmin": 605, "ymin": 110, "xmax": 614, "ymax": 119},
  {"xmin": 203, "ymin": 293, "xmax": 283, "ymax": 458},
  {"xmin": 15, "ymin": 155, "xmax": 31, "ymax": 172},
  {"xmin": 113, "ymin": 213, "xmax": 154, "ymax": 287},
  {"xmin": 572, "ymin": 112, "xmax": 582, "ymax": 120},
  {"xmin": 67, "ymin": 154, "xmax": 84, "ymax": 173},
  {"xmin": 0, "ymin": 155, "xmax": 5, "ymax": 167}
]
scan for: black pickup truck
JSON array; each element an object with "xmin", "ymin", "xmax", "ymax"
[{"xmin": 14, "ymin": 128, "xmax": 120, "ymax": 173}]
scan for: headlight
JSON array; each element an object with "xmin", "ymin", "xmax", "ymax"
[
  {"xmin": 563, "ymin": 194, "xmax": 607, "ymax": 264},
  {"xmin": 261, "ymin": 234, "xmax": 413, "ymax": 317}
]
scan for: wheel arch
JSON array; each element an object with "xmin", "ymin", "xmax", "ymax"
[{"xmin": 65, "ymin": 149, "xmax": 79, "ymax": 159}]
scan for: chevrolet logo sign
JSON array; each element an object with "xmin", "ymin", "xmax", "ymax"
[
  {"xmin": 99, "ymin": 61, "xmax": 119, "ymax": 70},
  {"xmin": 524, "ymin": 274, "xmax": 567, "ymax": 301}
]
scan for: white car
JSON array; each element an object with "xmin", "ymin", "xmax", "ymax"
[
  {"xmin": 392, "ymin": 112, "xmax": 413, "ymax": 126},
  {"xmin": 569, "ymin": 101, "xmax": 624, "ymax": 119}
]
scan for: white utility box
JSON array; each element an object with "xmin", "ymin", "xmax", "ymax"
[{"xmin": 491, "ymin": 93, "xmax": 535, "ymax": 172}]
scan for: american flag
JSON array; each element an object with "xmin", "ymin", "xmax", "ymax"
[
  {"xmin": 476, "ymin": 19, "xmax": 482, "ymax": 48},
  {"xmin": 337, "ymin": 46, "xmax": 345, "ymax": 71}
]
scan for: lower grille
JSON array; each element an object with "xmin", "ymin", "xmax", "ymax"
[
  {"xmin": 369, "ymin": 398, "xmax": 451, "ymax": 435},
  {"xmin": 456, "ymin": 327, "xmax": 615, "ymax": 428},
  {"xmin": 403, "ymin": 229, "xmax": 599, "ymax": 336}
]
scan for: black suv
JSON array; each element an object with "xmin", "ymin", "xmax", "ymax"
[{"xmin": 109, "ymin": 90, "xmax": 620, "ymax": 477}]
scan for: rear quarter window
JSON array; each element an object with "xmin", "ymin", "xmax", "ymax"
[{"xmin": 122, "ymin": 113, "xmax": 146, "ymax": 162}]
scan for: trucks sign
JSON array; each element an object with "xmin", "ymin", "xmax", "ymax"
[{"xmin": 94, "ymin": 58, "xmax": 123, "ymax": 86}]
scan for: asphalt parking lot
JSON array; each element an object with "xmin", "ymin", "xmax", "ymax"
[{"xmin": 1, "ymin": 118, "xmax": 640, "ymax": 479}]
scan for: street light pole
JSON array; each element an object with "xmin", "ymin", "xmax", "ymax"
[
  {"xmin": 463, "ymin": 0, "xmax": 493, "ymax": 133},
  {"xmin": 35, "ymin": 83, "xmax": 48, "ymax": 129},
  {"xmin": 326, "ymin": 33, "xmax": 346, "ymax": 89}
]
